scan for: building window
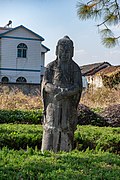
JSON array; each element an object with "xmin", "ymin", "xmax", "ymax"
[
  {"xmin": 17, "ymin": 43, "xmax": 27, "ymax": 58},
  {"xmin": 16, "ymin": 77, "xmax": 27, "ymax": 83},
  {"xmin": 1, "ymin": 76, "xmax": 9, "ymax": 83}
]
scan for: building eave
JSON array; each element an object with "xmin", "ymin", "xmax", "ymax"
[
  {"xmin": 0, "ymin": 25, "xmax": 44, "ymax": 41},
  {"xmin": 42, "ymin": 44, "xmax": 50, "ymax": 52}
]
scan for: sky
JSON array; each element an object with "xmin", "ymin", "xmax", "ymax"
[{"xmin": 0, "ymin": 0, "xmax": 120, "ymax": 66}]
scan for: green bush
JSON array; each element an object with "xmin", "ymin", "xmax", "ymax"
[
  {"xmin": 0, "ymin": 124, "xmax": 43, "ymax": 149},
  {"xmin": 0, "ymin": 124, "xmax": 120, "ymax": 154},
  {"xmin": 0, "ymin": 147, "xmax": 120, "ymax": 180},
  {"xmin": 0, "ymin": 109, "xmax": 43, "ymax": 124},
  {"xmin": 75, "ymin": 125, "xmax": 120, "ymax": 154}
]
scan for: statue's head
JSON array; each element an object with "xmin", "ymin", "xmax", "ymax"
[{"xmin": 56, "ymin": 36, "xmax": 74, "ymax": 61}]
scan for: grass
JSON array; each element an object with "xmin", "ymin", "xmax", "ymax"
[
  {"xmin": 0, "ymin": 148, "xmax": 120, "ymax": 180},
  {"xmin": 0, "ymin": 147, "xmax": 120, "ymax": 180}
]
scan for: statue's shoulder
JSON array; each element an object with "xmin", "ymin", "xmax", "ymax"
[
  {"xmin": 72, "ymin": 60, "xmax": 81, "ymax": 71},
  {"xmin": 46, "ymin": 60, "xmax": 57, "ymax": 70}
]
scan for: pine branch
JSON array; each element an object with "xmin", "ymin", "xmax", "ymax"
[{"xmin": 77, "ymin": 0, "xmax": 120, "ymax": 48}]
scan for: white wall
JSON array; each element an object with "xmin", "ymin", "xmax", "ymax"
[
  {"xmin": 1, "ymin": 37, "xmax": 43, "ymax": 83},
  {"xmin": 86, "ymin": 76, "xmax": 93, "ymax": 84},
  {"xmin": 1, "ymin": 38, "xmax": 42, "ymax": 67},
  {"xmin": 93, "ymin": 76, "xmax": 103, "ymax": 88},
  {"xmin": 86, "ymin": 75, "xmax": 103, "ymax": 88},
  {"xmin": 0, "ymin": 70, "xmax": 40, "ymax": 84},
  {"xmin": 0, "ymin": 26, "xmax": 49, "ymax": 84}
]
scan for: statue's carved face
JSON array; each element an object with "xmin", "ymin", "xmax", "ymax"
[{"xmin": 57, "ymin": 43, "xmax": 73, "ymax": 61}]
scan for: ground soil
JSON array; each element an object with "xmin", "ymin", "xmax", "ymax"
[{"xmin": 77, "ymin": 104, "xmax": 120, "ymax": 127}]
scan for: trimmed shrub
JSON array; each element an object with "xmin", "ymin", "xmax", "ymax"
[
  {"xmin": 0, "ymin": 124, "xmax": 120, "ymax": 154},
  {"xmin": 0, "ymin": 124, "xmax": 43, "ymax": 150},
  {"xmin": 0, "ymin": 109, "xmax": 43, "ymax": 124},
  {"xmin": 75, "ymin": 125, "xmax": 120, "ymax": 154}
]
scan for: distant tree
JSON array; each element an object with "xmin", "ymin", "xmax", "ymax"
[{"xmin": 77, "ymin": 0, "xmax": 120, "ymax": 48}]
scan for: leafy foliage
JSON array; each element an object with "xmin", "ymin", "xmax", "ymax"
[
  {"xmin": 77, "ymin": 0, "xmax": 120, "ymax": 47},
  {"xmin": 0, "ymin": 147, "xmax": 120, "ymax": 180},
  {"xmin": 100, "ymin": 28, "xmax": 114, "ymax": 37},
  {"xmin": 102, "ymin": 37, "xmax": 118, "ymax": 48},
  {"xmin": 75, "ymin": 125, "xmax": 120, "ymax": 154},
  {"xmin": 0, "ymin": 109, "xmax": 43, "ymax": 124},
  {"xmin": 0, "ymin": 124, "xmax": 43, "ymax": 150},
  {"xmin": 0, "ymin": 124, "xmax": 120, "ymax": 154}
]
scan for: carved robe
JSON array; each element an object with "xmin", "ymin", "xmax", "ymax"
[{"xmin": 41, "ymin": 59, "xmax": 82, "ymax": 152}]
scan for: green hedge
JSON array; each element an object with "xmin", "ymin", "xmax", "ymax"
[
  {"xmin": 0, "ymin": 109, "xmax": 43, "ymax": 124},
  {"xmin": 0, "ymin": 147, "xmax": 120, "ymax": 180},
  {"xmin": 0, "ymin": 124, "xmax": 120, "ymax": 154},
  {"xmin": 0, "ymin": 124, "xmax": 43, "ymax": 150},
  {"xmin": 75, "ymin": 125, "xmax": 120, "ymax": 154}
]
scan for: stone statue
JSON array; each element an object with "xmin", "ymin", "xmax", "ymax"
[{"xmin": 41, "ymin": 36, "xmax": 82, "ymax": 152}]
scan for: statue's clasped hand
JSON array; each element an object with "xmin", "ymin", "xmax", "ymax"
[{"xmin": 54, "ymin": 88, "xmax": 68, "ymax": 101}]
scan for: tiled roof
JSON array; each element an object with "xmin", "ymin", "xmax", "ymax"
[
  {"xmin": 96, "ymin": 66, "xmax": 120, "ymax": 76},
  {"xmin": 80, "ymin": 62, "xmax": 111, "ymax": 75}
]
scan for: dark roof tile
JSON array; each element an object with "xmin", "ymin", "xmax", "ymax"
[{"xmin": 80, "ymin": 62, "xmax": 111, "ymax": 75}]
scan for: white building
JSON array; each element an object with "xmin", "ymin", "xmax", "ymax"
[
  {"xmin": 0, "ymin": 25, "xmax": 49, "ymax": 84},
  {"xmin": 80, "ymin": 62, "xmax": 111, "ymax": 88}
]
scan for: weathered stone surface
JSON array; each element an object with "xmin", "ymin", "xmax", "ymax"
[{"xmin": 41, "ymin": 36, "xmax": 82, "ymax": 152}]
